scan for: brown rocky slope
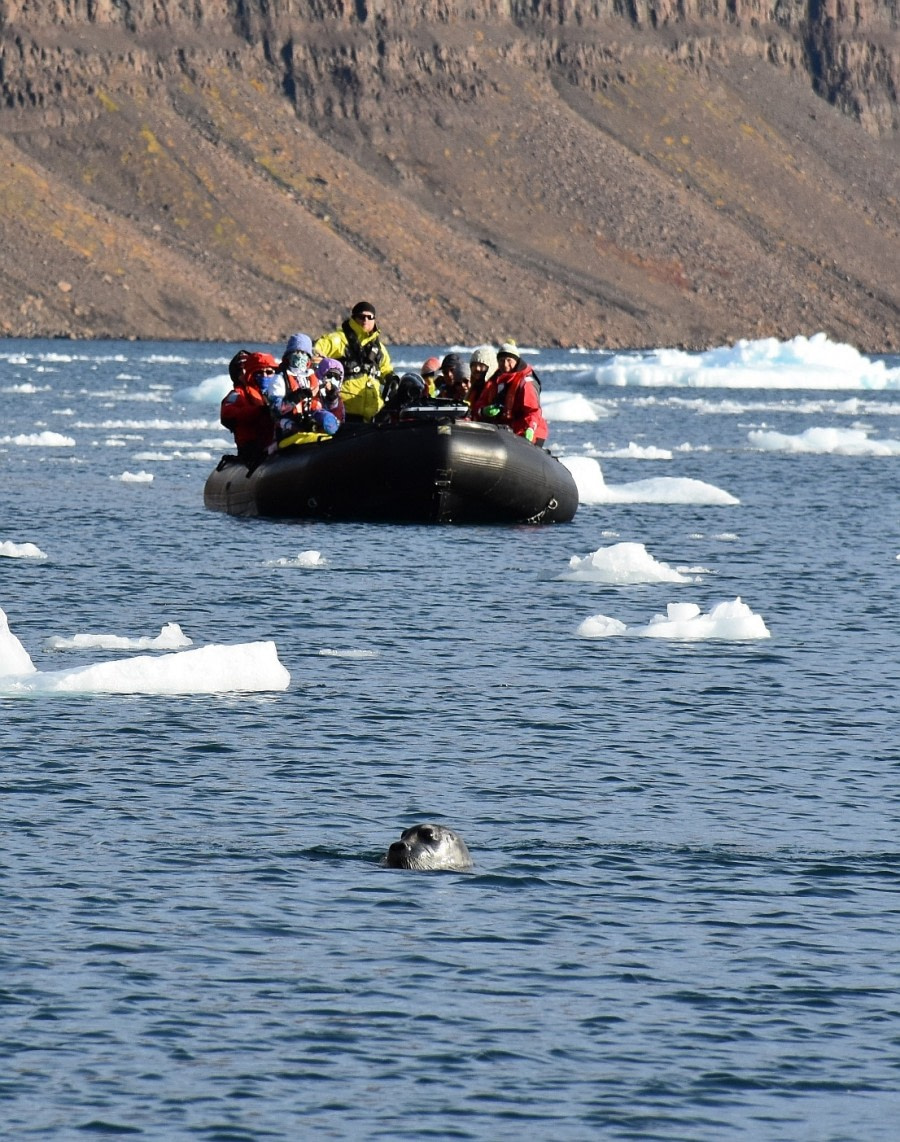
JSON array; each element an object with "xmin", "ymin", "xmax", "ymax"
[{"xmin": 0, "ymin": 1, "xmax": 897, "ymax": 349}]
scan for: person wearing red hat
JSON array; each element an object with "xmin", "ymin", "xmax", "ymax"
[
  {"xmin": 220, "ymin": 351, "xmax": 279, "ymax": 464},
  {"xmin": 313, "ymin": 301, "xmax": 394, "ymax": 421}
]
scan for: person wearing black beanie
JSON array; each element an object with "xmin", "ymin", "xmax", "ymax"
[{"xmin": 314, "ymin": 301, "xmax": 394, "ymax": 421}]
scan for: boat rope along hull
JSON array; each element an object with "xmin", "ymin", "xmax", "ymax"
[{"xmin": 203, "ymin": 419, "xmax": 578, "ymax": 524}]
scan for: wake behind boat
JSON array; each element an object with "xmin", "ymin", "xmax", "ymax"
[{"xmin": 204, "ymin": 406, "xmax": 578, "ymax": 525}]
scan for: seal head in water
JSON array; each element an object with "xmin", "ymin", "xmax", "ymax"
[{"xmin": 382, "ymin": 823, "xmax": 473, "ymax": 871}]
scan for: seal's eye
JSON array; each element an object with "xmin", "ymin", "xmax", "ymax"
[{"xmin": 419, "ymin": 826, "xmax": 435, "ymax": 843}]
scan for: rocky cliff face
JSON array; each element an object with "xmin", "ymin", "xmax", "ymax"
[{"xmin": 0, "ymin": 0, "xmax": 897, "ymax": 347}]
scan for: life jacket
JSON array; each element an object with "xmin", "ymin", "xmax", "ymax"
[
  {"xmin": 220, "ymin": 385, "xmax": 274, "ymax": 461},
  {"xmin": 282, "ymin": 368, "xmax": 320, "ymax": 410},
  {"xmin": 221, "ymin": 352, "xmax": 279, "ymax": 461},
  {"xmin": 477, "ymin": 362, "xmax": 547, "ymax": 444},
  {"xmin": 340, "ymin": 319, "xmax": 385, "ymax": 379}
]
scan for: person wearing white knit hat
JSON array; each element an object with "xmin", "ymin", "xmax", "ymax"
[
  {"xmin": 471, "ymin": 340, "xmax": 547, "ymax": 446},
  {"xmin": 468, "ymin": 345, "xmax": 498, "ymax": 407}
]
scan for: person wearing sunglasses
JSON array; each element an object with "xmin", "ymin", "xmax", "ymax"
[
  {"xmin": 420, "ymin": 356, "xmax": 441, "ymax": 397},
  {"xmin": 313, "ymin": 301, "xmax": 395, "ymax": 422},
  {"xmin": 220, "ymin": 350, "xmax": 279, "ymax": 464}
]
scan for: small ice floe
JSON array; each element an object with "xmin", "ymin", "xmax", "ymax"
[
  {"xmin": 0, "ymin": 609, "xmax": 37, "ymax": 675},
  {"xmin": 1, "ymin": 431, "xmax": 76, "ymax": 447},
  {"xmin": 542, "ymin": 391, "xmax": 607, "ymax": 422},
  {"xmin": 594, "ymin": 442, "xmax": 673, "ymax": 460},
  {"xmin": 133, "ymin": 450, "xmax": 214, "ymax": 461},
  {"xmin": 0, "ymin": 607, "xmax": 289, "ymax": 695},
  {"xmin": 588, "ymin": 333, "xmax": 900, "ymax": 391},
  {"xmin": 748, "ymin": 426, "xmax": 900, "ymax": 456},
  {"xmin": 265, "ymin": 550, "xmax": 326, "ymax": 568},
  {"xmin": 45, "ymin": 622, "xmax": 192, "ymax": 652},
  {"xmin": 577, "ymin": 598, "xmax": 770, "ymax": 640},
  {"xmin": 178, "ymin": 374, "xmax": 233, "ymax": 403},
  {"xmin": 76, "ymin": 418, "xmax": 214, "ymax": 431},
  {"xmin": 560, "ymin": 542, "xmax": 697, "ymax": 584},
  {"xmin": 0, "ymin": 541, "xmax": 48, "ymax": 561},
  {"xmin": 561, "ymin": 456, "xmax": 738, "ymax": 505},
  {"xmin": 112, "ymin": 471, "xmax": 154, "ymax": 483}
]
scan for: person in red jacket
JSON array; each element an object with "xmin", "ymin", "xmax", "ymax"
[
  {"xmin": 220, "ymin": 351, "xmax": 278, "ymax": 464},
  {"xmin": 472, "ymin": 341, "xmax": 548, "ymax": 446}
]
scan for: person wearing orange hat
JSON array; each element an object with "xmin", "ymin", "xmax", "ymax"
[{"xmin": 420, "ymin": 356, "xmax": 441, "ymax": 397}]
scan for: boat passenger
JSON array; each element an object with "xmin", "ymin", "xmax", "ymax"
[
  {"xmin": 467, "ymin": 345, "xmax": 498, "ymax": 409},
  {"xmin": 315, "ymin": 357, "xmax": 346, "ymax": 426},
  {"xmin": 435, "ymin": 353, "xmax": 470, "ymax": 402},
  {"xmin": 314, "ymin": 301, "xmax": 394, "ymax": 422},
  {"xmin": 420, "ymin": 356, "xmax": 441, "ymax": 397},
  {"xmin": 220, "ymin": 351, "xmax": 278, "ymax": 464},
  {"xmin": 471, "ymin": 341, "xmax": 548, "ymax": 446},
  {"xmin": 375, "ymin": 372, "xmax": 428, "ymax": 422},
  {"xmin": 228, "ymin": 349, "xmax": 250, "ymax": 386},
  {"xmin": 264, "ymin": 333, "xmax": 342, "ymax": 440},
  {"xmin": 279, "ymin": 333, "xmax": 318, "ymax": 406}
]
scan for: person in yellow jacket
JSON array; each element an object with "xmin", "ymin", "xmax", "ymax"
[{"xmin": 313, "ymin": 301, "xmax": 394, "ymax": 421}]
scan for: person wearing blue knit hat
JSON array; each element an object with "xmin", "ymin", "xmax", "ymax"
[{"xmin": 278, "ymin": 332, "xmax": 315, "ymax": 405}]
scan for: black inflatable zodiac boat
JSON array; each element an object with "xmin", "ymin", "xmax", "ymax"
[{"xmin": 204, "ymin": 407, "xmax": 578, "ymax": 525}]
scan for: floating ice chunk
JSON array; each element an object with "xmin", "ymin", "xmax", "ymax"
[
  {"xmin": 587, "ymin": 334, "xmax": 900, "ymax": 390},
  {"xmin": 561, "ymin": 542, "xmax": 694, "ymax": 584},
  {"xmin": 561, "ymin": 456, "xmax": 738, "ymax": 505},
  {"xmin": 178, "ymin": 374, "xmax": 234, "ymax": 403},
  {"xmin": 0, "ymin": 541, "xmax": 48, "ymax": 560},
  {"xmin": 748, "ymin": 426, "xmax": 900, "ymax": 455},
  {"xmin": 575, "ymin": 614, "xmax": 628, "ymax": 638},
  {"xmin": 133, "ymin": 450, "xmax": 214, "ymax": 461},
  {"xmin": 45, "ymin": 622, "xmax": 192, "ymax": 652},
  {"xmin": 2, "ymin": 431, "xmax": 75, "ymax": 447},
  {"xmin": 112, "ymin": 471, "xmax": 154, "ymax": 483},
  {"xmin": 542, "ymin": 391, "xmax": 606, "ymax": 422},
  {"xmin": 265, "ymin": 550, "xmax": 326, "ymax": 568},
  {"xmin": 562, "ymin": 455, "xmax": 606, "ymax": 499},
  {"xmin": 0, "ymin": 609, "xmax": 37, "ymax": 675},
  {"xmin": 595, "ymin": 442, "xmax": 673, "ymax": 460},
  {"xmin": 1, "ymin": 642, "xmax": 290, "ymax": 695},
  {"xmin": 0, "ymin": 607, "xmax": 289, "ymax": 694},
  {"xmin": 577, "ymin": 597, "xmax": 770, "ymax": 640}
]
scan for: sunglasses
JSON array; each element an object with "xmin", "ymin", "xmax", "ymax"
[
  {"xmin": 357, "ymin": 313, "xmax": 375, "ymax": 321},
  {"xmin": 256, "ymin": 368, "xmax": 276, "ymax": 375}
]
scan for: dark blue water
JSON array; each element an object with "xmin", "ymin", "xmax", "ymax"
[{"xmin": 2, "ymin": 342, "xmax": 900, "ymax": 1140}]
